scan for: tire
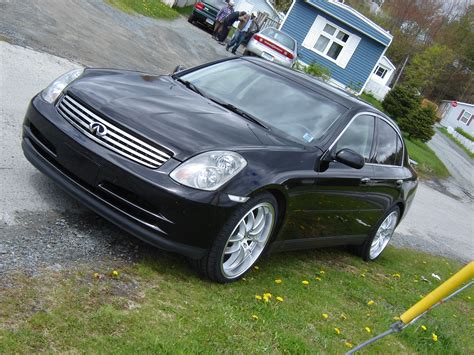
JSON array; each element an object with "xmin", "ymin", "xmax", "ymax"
[
  {"xmin": 188, "ymin": 14, "xmax": 195, "ymax": 23},
  {"xmin": 243, "ymin": 50, "xmax": 251, "ymax": 56},
  {"xmin": 192, "ymin": 192, "xmax": 278, "ymax": 283},
  {"xmin": 357, "ymin": 206, "xmax": 400, "ymax": 261}
]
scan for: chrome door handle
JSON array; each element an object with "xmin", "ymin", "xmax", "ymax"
[
  {"xmin": 396, "ymin": 179, "xmax": 403, "ymax": 186},
  {"xmin": 360, "ymin": 177, "xmax": 371, "ymax": 184}
]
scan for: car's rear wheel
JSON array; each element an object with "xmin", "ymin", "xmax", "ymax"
[
  {"xmin": 358, "ymin": 206, "xmax": 400, "ymax": 261},
  {"xmin": 192, "ymin": 192, "xmax": 277, "ymax": 283}
]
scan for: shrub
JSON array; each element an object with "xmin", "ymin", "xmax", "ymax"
[
  {"xmin": 302, "ymin": 62, "xmax": 331, "ymax": 81},
  {"xmin": 382, "ymin": 85, "xmax": 421, "ymax": 120},
  {"xmin": 398, "ymin": 105, "xmax": 437, "ymax": 142}
]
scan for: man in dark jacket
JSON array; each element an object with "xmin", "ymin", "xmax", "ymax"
[{"xmin": 217, "ymin": 11, "xmax": 247, "ymax": 44}]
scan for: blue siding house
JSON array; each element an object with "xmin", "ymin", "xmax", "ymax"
[{"xmin": 280, "ymin": 0, "xmax": 393, "ymax": 94}]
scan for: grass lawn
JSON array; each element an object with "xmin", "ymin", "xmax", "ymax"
[
  {"xmin": 360, "ymin": 92, "xmax": 385, "ymax": 113},
  {"xmin": 1, "ymin": 247, "xmax": 472, "ymax": 353},
  {"xmin": 404, "ymin": 137, "xmax": 450, "ymax": 179},
  {"xmin": 438, "ymin": 127, "xmax": 474, "ymax": 159},
  {"xmin": 107, "ymin": 0, "xmax": 185, "ymax": 20}
]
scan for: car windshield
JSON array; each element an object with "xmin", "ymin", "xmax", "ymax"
[
  {"xmin": 205, "ymin": 0, "xmax": 227, "ymax": 8},
  {"xmin": 260, "ymin": 28, "xmax": 296, "ymax": 50},
  {"xmin": 179, "ymin": 60, "xmax": 347, "ymax": 145}
]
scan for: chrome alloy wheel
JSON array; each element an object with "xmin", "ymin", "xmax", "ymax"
[
  {"xmin": 369, "ymin": 211, "xmax": 399, "ymax": 259},
  {"xmin": 220, "ymin": 202, "xmax": 275, "ymax": 278}
]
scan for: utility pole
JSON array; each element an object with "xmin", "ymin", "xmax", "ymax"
[{"xmin": 392, "ymin": 55, "xmax": 409, "ymax": 89}]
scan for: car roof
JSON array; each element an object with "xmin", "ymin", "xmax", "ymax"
[{"xmin": 241, "ymin": 56, "xmax": 391, "ymax": 119}]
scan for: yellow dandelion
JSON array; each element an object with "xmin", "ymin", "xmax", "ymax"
[
  {"xmin": 93, "ymin": 272, "xmax": 100, "ymax": 279},
  {"xmin": 366, "ymin": 313, "xmax": 371, "ymax": 317},
  {"xmin": 392, "ymin": 273, "xmax": 401, "ymax": 278},
  {"xmin": 421, "ymin": 325, "xmax": 427, "ymax": 331},
  {"xmin": 263, "ymin": 293, "xmax": 272, "ymax": 299},
  {"xmin": 468, "ymin": 296, "xmax": 472, "ymax": 300},
  {"xmin": 302, "ymin": 280, "xmax": 309, "ymax": 285},
  {"xmin": 255, "ymin": 295, "xmax": 262, "ymax": 301},
  {"xmin": 414, "ymin": 279, "xmax": 419, "ymax": 282},
  {"xmin": 360, "ymin": 273, "xmax": 366, "ymax": 278},
  {"xmin": 315, "ymin": 277, "xmax": 322, "ymax": 281},
  {"xmin": 252, "ymin": 314, "xmax": 259, "ymax": 321},
  {"xmin": 322, "ymin": 313, "xmax": 329, "ymax": 319},
  {"xmin": 345, "ymin": 342, "xmax": 353, "ymax": 348},
  {"xmin": 263, "ymin": 295, "xmax": 270, "ymax": 303},
  {"xmin": 276, "ymin": 296, "xmax": 284, "ymax": 302},
  {"xmin": 320, "ymin": 270, "xmax": 325, "ymax": 275},
  {"xmin": 365, "ymin": 326, "xmax": 371, "ymax": 333},
  {"xmin": 393, "ymin": 316, "xmax": 400, "ymax": 321},
  {"xmin": 275, "ymin": 279, "xmax": 282, "ymax": 284},
  {"xmin": 340, "ymin": 314, "xmax": 347, "ymax": 320},
  {"xmin": 254, "ymin": 266, "xmax": 259, "ymax": 270},
  {"xmin": 432, "ymin": 333, "xmax": 438, "ymax": 342},
  {"xmin": 367, "ymin": 300, "xmax": 375, "ymax": 306},
  {"xmin": 111, "ymin": 270, "xmax": 119, "ymax": 278},
  {"xmin": 334, "ymin": 327, "xmax": 341, "ymax": 335},
  {"xmin": 422, "ymin": 261, "xmax": 427, "ymax": 264}
]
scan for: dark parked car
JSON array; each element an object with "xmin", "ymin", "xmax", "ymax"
[
  {"xmin": 22, "ymin": 57, "xmax": 418, "ymax": 283},
  {"xmin": 188, "ymin": 0, "xmax": 227, "ymax": 29}
]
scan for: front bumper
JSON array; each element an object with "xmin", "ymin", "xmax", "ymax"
[{"xmin": 21, "ymin": 95, "xmax": 239, "ymax": 259}]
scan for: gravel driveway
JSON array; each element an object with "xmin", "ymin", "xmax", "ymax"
[{"xmin": 0, "ymin": 1, "xmax": 472, "ymax": 277}]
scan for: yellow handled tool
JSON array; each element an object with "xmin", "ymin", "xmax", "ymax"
[{"xmin": 347, "ymin": 261, "xmax": 473, "ymax": 354}]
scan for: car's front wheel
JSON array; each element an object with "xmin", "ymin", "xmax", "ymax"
[
  {"xmin": 193, "ymin": 192, "xmax": 277, "ymax": 283},
  {"xmin": 358, "ymin": 206, "xmax": 400, "ymax": 261}
]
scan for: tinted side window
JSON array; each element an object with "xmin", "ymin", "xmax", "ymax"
[
  {"xmin": 335, "ymin": 115, "xmax": 374, "ymax": 161},
  {"xmin": 375, "ymin": 119, "xmax": 399, "ymax": 165},
  {"xmin": 395, "ymin": 136, "xmax": 404, "ymax": 166}
]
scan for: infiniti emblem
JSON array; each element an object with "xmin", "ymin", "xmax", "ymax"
[{"xmin": 89, "ymin": 122, "xmax": 108, "ymax": 137}]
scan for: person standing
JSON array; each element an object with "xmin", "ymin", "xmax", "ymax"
[
  {"xmin": 213, "ymin": 1, "xmax": 234, "ymax": 40},
  {"xmin": 217, "ymin": 11, "xmax": 247, "ymax": 44},
  {"xmin": 226, "ymin": 12, "xmax": 257, "ymax": 54}
]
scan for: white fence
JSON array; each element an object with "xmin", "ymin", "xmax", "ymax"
[{"xmin": 447, "ymin": 126, "xmax": 474, "ymax": 153}]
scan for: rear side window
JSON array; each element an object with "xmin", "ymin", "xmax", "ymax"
[
  {"xmin": 395, "ymin": 135, "xmax": 404, "ymax": 166},
  {"xmin": 335, "ymin": 115, "xmax": 375, "ymax": 161},
  {"xmin": 375, "ymin": 119, "xmax": 400, "ymax": 166},
  {"xmin": 260, "ymin": 28, "xmax": 296, "ymax": 50}
]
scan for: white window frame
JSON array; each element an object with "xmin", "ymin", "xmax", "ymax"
[
  {"xmin": 374, "ymin": 66, "xmax": 388, "ymax": 79},
  {"xmin": 459, "ymin": 111, "xmax": 472, "ymax": 125},
  {"xmin": 302, "ymin": 15, "xmax": 361, "ymax": 69}
]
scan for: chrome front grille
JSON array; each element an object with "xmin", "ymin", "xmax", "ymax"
[{"xmin": 57, "ymin": 94, "xmax": 171, "ymax": 168}]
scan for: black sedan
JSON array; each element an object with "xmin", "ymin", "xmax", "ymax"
[{"xmin": 22, "ymin": 57, "xmax": 417, "ymax": 283}]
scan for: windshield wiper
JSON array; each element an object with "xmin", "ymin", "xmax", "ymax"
[
  {"xmin": 175, "ymin": 78, "xmax": 205, "ymax": 97},
  {"xmin": 210, "ymin": 99, "xmax": 269, "ymax": 130}
]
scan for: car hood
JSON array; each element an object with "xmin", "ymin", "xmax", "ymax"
[{"xmin": 66, "ymin": 69, "xmax": 267, "ymax": 161}]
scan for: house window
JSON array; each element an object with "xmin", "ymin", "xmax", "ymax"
[
  {"xmin": 313, "ymin": 24, "xmax": 350, "ymax": 60},
  {"xmin": 302, "ymin": 15, "xmax": 361, "ymax": 69},
  {"xmin": 374, "ymin": 66, "xmax": 388, "ymax": 79},
  {"xmin": 460, "ymin": 111, "xmax": 472, "ymax": 125}
]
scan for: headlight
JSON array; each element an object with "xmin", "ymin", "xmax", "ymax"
[
  {"xmin": 170, "ymin": 151, "xmax": 247, "ymax": 191},
  {"xmin": 41, "ymin": 68, "xmax": 84, "ymax": 103}
]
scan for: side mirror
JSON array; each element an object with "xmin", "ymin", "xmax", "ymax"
[
  {"xmin": 335, "ymin": 148, "xmax": 365, "ymax": 169},
  {"xmin": 173, "ymin": 65, "xmax": 187, "ymax": 74}
]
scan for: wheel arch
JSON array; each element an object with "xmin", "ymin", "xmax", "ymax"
[{"xmin": 250, "ymin": 185, "xmax": 288, "ymax": 244}]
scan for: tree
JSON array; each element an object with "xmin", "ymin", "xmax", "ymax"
[
  {"xmin": 398, "ymin": 105, "xmax": 437, "ymax": 142},
  {"xmin": 403, "ymin": 44, "xmax": 455, "ymax": 94},
  {"xmin": 382, "ymin": 85, "xmax": 421, "ymax": 120}
]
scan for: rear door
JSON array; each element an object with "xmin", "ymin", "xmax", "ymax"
[{"xmin": 369, "ymin": 117, "xmax": 407, "ymax": 213}]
